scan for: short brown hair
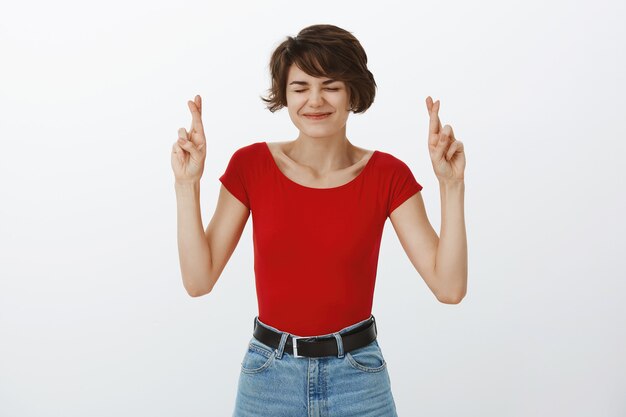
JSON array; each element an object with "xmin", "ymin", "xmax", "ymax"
[{"xmin": 260, "ymin": 24, "xmax": 377, "ymax": 114}]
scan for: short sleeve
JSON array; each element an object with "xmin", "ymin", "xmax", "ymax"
[
  {"xmin": 387, "ymin": 158, "xmax": 423, "ymax": 217},
  {"xmin": 219, "ymin": 149, "xmax": 251, "ymax": 210}
]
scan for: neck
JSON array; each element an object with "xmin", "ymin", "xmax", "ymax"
[{"xmin": 288, "ymin": 128, "xmax": 358, "ymax": 170}]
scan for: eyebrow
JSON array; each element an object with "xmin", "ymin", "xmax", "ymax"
[{"xmin": 288, "ymin": 79, "xmax": 338, "ymax": 86}]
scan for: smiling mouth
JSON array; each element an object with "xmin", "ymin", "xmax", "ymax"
[{"xmin": 303, "ymin": 113, "xmax": 332, "ymax": 119}]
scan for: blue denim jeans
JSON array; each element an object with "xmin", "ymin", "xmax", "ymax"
[{"xmin": 233, "ymin": 314, "xmax": 398, "ymax": 417}]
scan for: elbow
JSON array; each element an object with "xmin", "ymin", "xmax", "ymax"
[
  {"xmin": 184, "ymin": 281, "xmax": 213, "ymax": 298},
  {"xmin": 187, "ymin": 287, "xmax": 211, "ymax": 297},
  {"xmin": 437, "ymin": 290, "xmax": 466, "ymax": 304},
  {"xmin": 435, "ymin": 275, "xmax": 467, "ymax": 304},
  {"xmin": 438, "ymin": 296, "xmax": 463, "ymax": 304},
  {"xmin": 183, "ymin": 272, "xmax": 214, "ymax": 297}
]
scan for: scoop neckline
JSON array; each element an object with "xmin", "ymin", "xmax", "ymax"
[{"xmin": 262, "ymin": 141, "xmax": 379, "ymax": 190}]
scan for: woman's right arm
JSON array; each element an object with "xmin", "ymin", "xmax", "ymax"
[
  {"xmin": 175, "ymin": 181, "xmax": 208, "ymax": 296},
  {"xmin": 175, "ymin": 181, "xmax": 249, "ymax": 297},
  {"xmin": 172, "ymin": 94, "xmax": 250, "ymax": 297}
]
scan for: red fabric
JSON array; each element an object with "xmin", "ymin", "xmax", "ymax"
[{"xmin": 219, "ymin": 142, "xmax": 423, "ymax": 336}]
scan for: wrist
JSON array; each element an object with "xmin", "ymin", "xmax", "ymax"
[
  {"xmin": 175, "ymin": 180, "xmax": 200, "ymax": 192},
  {"xmin": 438, "ymin": 178, "xmax": 465, "ymax": 190}
]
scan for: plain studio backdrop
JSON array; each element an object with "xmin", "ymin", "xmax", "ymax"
[{"xmin": 1, "ymin": 0, "xmax": 625, "ymax": 416}]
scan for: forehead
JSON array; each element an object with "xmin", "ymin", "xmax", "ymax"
[{"xmin": 286, "ymin": 63, "xmax": 334, "ymax": 83}]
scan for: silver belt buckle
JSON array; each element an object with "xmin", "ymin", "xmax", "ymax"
[{"xmin": 291, "ymin": 335, "xmax": 307, "ymax": 358}]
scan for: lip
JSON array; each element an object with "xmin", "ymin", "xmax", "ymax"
[{"xmin": 303, "ymin": 112, "xmax": 332, "ymax": 120}]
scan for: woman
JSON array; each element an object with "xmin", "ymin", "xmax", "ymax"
[{"xmin": 172, "ymin": 24, "xmax": 467, "ymax": 417}]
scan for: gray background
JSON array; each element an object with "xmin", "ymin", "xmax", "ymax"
[{"xmin": 1, "ymin": 0, "xmax": 625, "ymax": 415}]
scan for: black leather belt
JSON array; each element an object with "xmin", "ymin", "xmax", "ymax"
[{"xmin": 252, "ymin": 315, "xmax": 378, "ymax": 358}]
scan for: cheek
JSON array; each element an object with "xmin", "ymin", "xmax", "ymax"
[
  {"xmin": 286, "ymin": 104, "xmax": 303, "ymax": 123},
  {"xmin": 286, "ymin": 95, "xmax": 304, "ymax": 110},
  {"xmin": 287, "ymin": 103, "xmax": 301, "ymax": 118},
  {"xmin": 334, "ymin": 92, "xmax": 350, "ymax": 107}
]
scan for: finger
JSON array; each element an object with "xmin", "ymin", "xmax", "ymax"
[
  {"xmin": 195, "ymin": 95, "xmax": 202, "ymax": 115},
  {"xmin": 428, "ymin": 99, "xmax": 442, "ymax": 135},
  {"xmin": 441, "ymin": 124, "xmax": 454, "ymax": 140},
  {"xmin": 445, "ymin": 140, "xmax": 459, "ymax": 160},
  {"xmin": 177, "ymin": 136, "xmax": 202, "ymax": 159},
  {"xmin": 172, "ymin": 142, "xmax": 184, "ymax": 153},
  {"xmin": 431, "ymin": 133, "xmax": 450, "ymax": 161},
  {"xmin": 178, "ymin": 127, "xmax": 189, "ymax": 140},
  {"xmin": 430, "ymin": 122, "xmax": 452, "ymax": 150},
  {"xmin": 172, "ymin": 142, "xmax": 185, "ymax": 163},
  {"xmin": 188, "ymin": 98, "xmax": 205, "ymax": 137},
  {"xmin": 188, "ymin": 95, "xmax": 203, "ymax": 136},
  {"xmin": 425, "ymin": 96, "xmax": 433, "ymax": 112},
  {"xmin": 443, "ymin": 124, "xmax": 456, "ymax": 140}
]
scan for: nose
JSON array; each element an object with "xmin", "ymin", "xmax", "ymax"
[{"xmin": 308, "ymin": 89, "xmax": 324, "ymax": 107}]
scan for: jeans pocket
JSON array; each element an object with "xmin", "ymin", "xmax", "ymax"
[
  {"xmin": 240, "ymin": 337, "xmax": 276, "ymax": 374},
  {"xmin": 345, "ymin": 339, "xmax": 387, "ymax": 373}
]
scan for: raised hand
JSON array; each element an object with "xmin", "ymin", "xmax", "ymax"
[
  {"xmin": 426, "ymin": 96, "xmax": 465, "ymax": 183},
  {"xmin": 171, "ymin": 95, "xmax": 207, "ymax": 184}
]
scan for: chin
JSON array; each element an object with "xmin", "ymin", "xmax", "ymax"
[{"xmin": 301, "ymin": 127, "xmax": 340, "ymax": 138}]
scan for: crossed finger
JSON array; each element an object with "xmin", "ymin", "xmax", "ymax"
[
  {"xmin": 432, "ymin": 125, "xmax": 456, "ymax": 161},
  {"xmin": 441, "ymin": 124, "xmax": 456, "ymax": 141},
  {"xmin": 188, "ymin": 95, "xmax": 204, "ymax": 138},
  {"xmin": 426, "ymin": 96, "xmax": 442, "ymax": 136}
]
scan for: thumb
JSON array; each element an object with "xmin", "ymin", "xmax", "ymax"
[{"xmin": 177, "ymin": 137, "xmax": 201, "ymax": 158}]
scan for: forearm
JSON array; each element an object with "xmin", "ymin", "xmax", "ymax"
[
  {"xmin": 434, "ymin": 180, "xmax": 467, "ymax": 302},
  {"xmin": 175, "ymin": 181, "xmax": 212, "ymax": 296}
]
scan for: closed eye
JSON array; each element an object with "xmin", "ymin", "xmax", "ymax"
[{"xmin": 294, "ymin": 88, "xmax": 340, "ymax": 93}]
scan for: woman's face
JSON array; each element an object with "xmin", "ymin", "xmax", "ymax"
[{"xmin": 285, "ymin": 63, "xmax": 351, "ymax": 139}]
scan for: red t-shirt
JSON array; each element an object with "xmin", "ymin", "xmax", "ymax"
[{"xmin": 219, "ymin": 141, "xmax": 423, "ymax": 336}]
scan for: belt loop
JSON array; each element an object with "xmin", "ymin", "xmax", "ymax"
[
  {"xmin": 333, "ymin": 332, "xmax": 344, "ymax": 358},
  {"xmin": 276, "ymin": 332, "xmax": 288, "ymax": 359},
  {"xmin": 372, "ymin": 314, "xmax": 377, "ymax": 335}
]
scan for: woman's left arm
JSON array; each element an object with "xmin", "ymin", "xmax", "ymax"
[
  {"xmin": 389, "ymin": 97, "xmax": 467, "ymax": 304},
  {"xmin": 425, "ymin": 97, "xmax": 467, "ymax": 303},
  {"xmin": 434, "ymin": 178, "xmax": 467, "ymax": 303},
  {"xmin": 389, "ymin": 179, "xmax": 467, "ymax": 304}
]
